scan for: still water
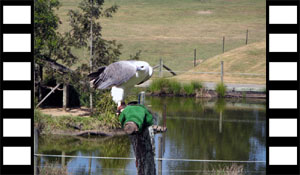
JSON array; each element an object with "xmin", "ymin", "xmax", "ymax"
[{"xmin": 36, "ymin": 97, "xmax": 266, "ymax": 175}]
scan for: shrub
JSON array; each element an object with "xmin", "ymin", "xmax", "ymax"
[
  {"xmin": 183, "ymin": 84, "xmax": 194, "ymax": 95},
  {"xmin": 149, "ymin": 78, "xmax": 182, "ymax": 94},
  {"xmin": 191, "ymin": 81, "xmax": 203, "ymax": 90},
  {"xmin": 149, "ymin": 78, "xmax": 170, "ymax": 92},
  {"xmin": 215, "ymin": 83, "xmax": 227, "ymax": 97},
  {"xmin": 169, "ymin": 80, "xmax": 181, "ymax": 94}
]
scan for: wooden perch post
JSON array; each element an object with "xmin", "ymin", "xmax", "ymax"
[
  {"xmin": 124, "ymin": 92, "xmax": 156, "ymax": 175},
  {"xmin": 129, "ymin": 128, "xmax": 156, "ymax": 175}
]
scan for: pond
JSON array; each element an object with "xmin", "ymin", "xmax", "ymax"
[{"xmin": 35, "ymin": 97, "xmax": 266, "ymax": 175}]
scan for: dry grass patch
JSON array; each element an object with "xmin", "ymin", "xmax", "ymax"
[{"xmin": 174, "ymin": 41, "xmax": 266, "ymax": 84}]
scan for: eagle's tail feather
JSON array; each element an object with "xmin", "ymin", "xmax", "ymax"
[{"xmin": 88, "ymin": 66, "xmax": 106, "ymax": 80}]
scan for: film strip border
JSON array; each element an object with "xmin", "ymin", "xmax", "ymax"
[
  {"xmin": 267, "ymin": 0, "xmax": 300, "ymax": 174},
  {"xmin": 0, "ymin": 0, "xmax": 34, "ymax": 174}
]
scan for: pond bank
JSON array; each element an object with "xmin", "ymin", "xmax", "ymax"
[
  {"xmin": 148, "ymin": 89, "xmax": 266, "ymax": 98},
  {"xmin": 35, "ymin": 109, "xmax": 125, "ymax": 136}
]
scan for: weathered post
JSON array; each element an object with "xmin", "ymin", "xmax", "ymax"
[
  {"xmin": 159, "ymin": 58, "xmax": 163, "ymax": 77},
  {"xmin": 246, "ymin": 29, "xmax": 249, "ymax": 45},
  {"xmin": 63, "ymin": 84, "xmax": 68, "ymax": 111},
  {"xmin": 223, "ymin": 36, "xmax": 225, "ymax": 53},
  {"xmin": 125, "ymin": 92, "xmax": 156, "ymax": 175},
  {"xmin": 221, "ymin": 61, "xmax": 224, "ymax": 84},
  {"xmin": 194, "ymin": 49, "xmax": 197, "ymax": 67}
]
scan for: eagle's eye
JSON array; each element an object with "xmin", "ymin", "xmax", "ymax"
[{"xmin": 141, "ymin": 66, "xmax": 144, "ymax": 68}]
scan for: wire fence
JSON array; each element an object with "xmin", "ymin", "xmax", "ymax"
[
  {"xmin": 153, "ymin": 69, "xmax": 265, "ymax": 76},
  {"xmin": 34, "ymin": 154, "xmax": 266, "ymax": 163}
]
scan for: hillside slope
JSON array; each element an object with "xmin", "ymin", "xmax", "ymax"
[{"xmin": 174, "ymin": 41, "xmax": 266, "ymax": 85}]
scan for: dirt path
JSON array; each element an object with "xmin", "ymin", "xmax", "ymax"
[{"xmin": 40, "ymin": 107, "xmax": 91, "ymax": 117}]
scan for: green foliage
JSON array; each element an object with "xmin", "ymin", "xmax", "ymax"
[
  {"xmin": 34, "ymin": 0, "xmax": 78, "ymax": 74},
  {"xmin": 148, "ymin": 78, "xmax": 204, "ymax": 96},
  {"xmin": 93, "ymin": 91, "xmax": 120, "ymax": 128},
  {"xmin": 169, "ymin": 80, "xmax": 181, "ymax": 94},
  {"xmin": 68, "ymin": 0, "xmax": 121, "ymax": 69},
  {"xmin": 93, "ymin": 91, "xmax": 117, "ymax": 114},
  {"xmin": 148, "ymin": 78, "xmax": 170, "ymax": 92},
  {"xmin": 34, "ymin": 107, "xmax": 120, "ymax": 134},
  {"xmin": 215, "ymin": 83, "xmax": 227, "ymax": 97},
  {"xmin": 183, "ymin": 84, "xmax": 194, "ymax": 95},
  {"xmin": 191, "ymin": 81, "xmax": 203, "ymax": 90}
]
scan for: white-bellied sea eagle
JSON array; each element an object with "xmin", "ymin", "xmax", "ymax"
[{"xmin": 88, "ymin": 60, "xmax": 153, "ymax": 107}]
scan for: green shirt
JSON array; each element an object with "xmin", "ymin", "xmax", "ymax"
[{"xmin": 119, "ymin": 104, "xmax": 153, "ymax": 132}]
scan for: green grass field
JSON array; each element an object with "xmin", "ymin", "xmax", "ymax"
[{"xmin": 56, "ymin": 0, "xmax": 265, "ymax": 73}]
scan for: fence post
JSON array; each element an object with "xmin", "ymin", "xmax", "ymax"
[
  {"xmin": 246, "ymin": 29, "xmax": 248, "ymax": 45},
  {"xmin": 63, "ymin": 84, "xmax": 68, "ymax": 111},
  {"xmin": 223, "ymin": 36, "xmax": 225, "ymax": 53},
  {"xmin": 159, "ymin": 58, "xmax": 163, "ymax": 77},
  {"xmin": 194, "ymin": 49, "xmax": 197, "ymax": 67},
  {"xmin": 221, "ymin": 61, "xmax": 224, "ymax": 84},
  {"xmin": 158, "ymin": 137, "xmax": 163, "ymax": 175}
]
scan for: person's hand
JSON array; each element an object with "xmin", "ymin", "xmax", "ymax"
[{"xmin": 124, "ymin": 122, "xmax": 138, "ymax": 134}]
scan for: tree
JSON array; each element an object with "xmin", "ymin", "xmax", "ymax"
[
  {"xmin": 34, "ymin": 0, "xmax": 78, "ymax": 101},
  {"xmin": 68, "ymin": 0, "xmax": 122, "ymax": 111}
]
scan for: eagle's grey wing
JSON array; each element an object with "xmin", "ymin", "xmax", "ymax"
[{"xmin": 93, "ymin": 61, "xmax": 137, "ymax": 89}]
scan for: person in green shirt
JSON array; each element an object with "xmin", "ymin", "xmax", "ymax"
[{"xmin": 118, "ymin": 102, "xmax": 154, "ymax": 134}]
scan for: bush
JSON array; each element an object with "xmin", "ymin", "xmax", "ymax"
[
  {"xmin": 183, "ymin": 84, "xmax": 194, "ymax": 95},
  {"xmin": 149, "ymin": 78, "xmax": 169, "ymax": 92},
  {"xmin": 191, "ymin": 81, "xmax": 203, "ymax": 90},
  {"xmin": 215, "ymin": 83, "xmax": 227, "ymax": 97},
  {"xmin": 148, "ymin": 79, "xmax": 203, "ymax": 96},
  {"xmin": 169, "ymin": 80, "xmax": 181, "ymax": 94},
  {"xmin": 149, "ymin": 78, "xmax": 182, "ymax": 94}
]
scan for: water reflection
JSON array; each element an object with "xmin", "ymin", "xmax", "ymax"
[{"xmin": 37, "ymin": 97, "xmax": 266, "ymax": 175}]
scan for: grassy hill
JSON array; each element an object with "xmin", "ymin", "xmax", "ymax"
[
  {"xmin": 56, "ymin": 0, "xmax": 265, "ymax": 72},
  {"xmin": 173, "ymin": 41, "xmax": 266, "ymax": 85}
]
